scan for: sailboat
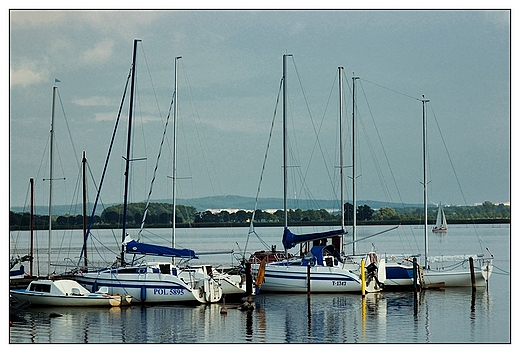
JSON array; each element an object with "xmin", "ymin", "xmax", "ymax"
[
  {"xmin": 419, "ymin": 97, "xmax": 493, "ymax": 288},
  {"xmin": 432, "ymin": 203, "xmax": 447, "ymax": 233},
  {"xmin": 253, "ymin": 55, "xmax": 385, "ymax": 294},
  {"xmin": 9, "ymin": 84, "xmax": 131, "ymax": 307},
  {"xmin": 10, "ymin": 179, "xmax": 35, "ymax": 282},
  {"xmin": 339, "ymin": 70, "xmax": 416, "ymax": 290},
  {"xmin": 74, "ymin": 40, "xmax": 222, "ymax": 304},
  {"xmin": 166, "ymin": 56, "xmax": 246, "ymax": 299}
]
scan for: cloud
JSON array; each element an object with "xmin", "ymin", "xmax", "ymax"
[
  {"xmin": 81, "ymin": 40, "xmax": 114, "ymax": 65},
  {"xmin": 94, "ymin": 111, "xmax": 117, "ymax": 122},
  {"xmin": 9, "ymin": 10, "xmax": 67, "ymax": 28},
  {"xmin": 73, "ymin": 96, "xmax": 113, "ymax": 107},
  {"xmin": 9, "ymin": 60, "xmax": 48, "ymax": 87},
  {"xmin": 94, "ymin": 111, "xmax": 161, "ymax": 124}
]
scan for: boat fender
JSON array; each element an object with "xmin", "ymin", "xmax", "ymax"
[{"xmin": 140, "ymin": 286, "xmax": 146, "ymax": 302}]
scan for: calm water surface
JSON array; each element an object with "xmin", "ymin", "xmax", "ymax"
[{"xmin": 9, "ymin": 224, "xmax": 511, "ymax": 343}]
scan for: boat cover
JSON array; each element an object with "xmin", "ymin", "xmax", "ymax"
[
  {"xmin": 282, "ymin": 227, "xmax": 345, "ymax": 250},
  {"xmin": 301, "ymin": 245, "xmax": 343, "ymax": 266},
  {"xmin": 125, "ymin": 240, "xmax": 198, "ymax": 259}
]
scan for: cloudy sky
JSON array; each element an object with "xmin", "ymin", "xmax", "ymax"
[{"xmin": 6, "ymin": 8, "xmax": 510, "ymax": 213}]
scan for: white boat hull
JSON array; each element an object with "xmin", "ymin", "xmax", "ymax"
[
  {"xmin": 383, "ymin": 262, "xmax": 417, "ymax": 288},
  {"xmin": 75, "ymin": 268, "xmax": 221, "ymax": 304},
  {"xmin": 9, "ymin": 279, "xmax": 131, "ymax": 307},
  {"xmin": 423, "ymin": 264, "xmax": 493, "ymax": 287},
  {"xmin": 216, "ymin": 274, "xmax": 247, "ymax": 296},
  {"xmin": 10, "ymin": 290, "xmax": 128, "ymax": 307},
  {"xmin": 258, "ymin": 264, "xmax": 363, "ymax": 292}
]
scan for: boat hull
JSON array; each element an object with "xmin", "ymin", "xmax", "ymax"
[
  {"xmin": 384, "ymin": 263, "xmax": 416, "ymax": 288},
  {"xmin": 9, "ymin": 279, "xmax": 130, "ymax": 307},
  {"xmin": 216, "ymin": 274, "xmax": 247, "ymax": 296},
  {"xmin": 257, "ymin": 263, "xmax": 364, "ymax": 293},
  {"xmin": 9, "ymin": 290, "xmax": 126, "ymax": 307},
  {"xmin": 75, "ymin": 271, "xmax": 221, "ymax": 304},
  {"xmin": 422, "ymin": 257, "xmax": 493, "ymax": 287}
]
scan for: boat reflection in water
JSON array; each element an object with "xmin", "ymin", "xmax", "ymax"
[{"xmin": 9, "ymin": 286, "xmax": 498, "ymax": 343}]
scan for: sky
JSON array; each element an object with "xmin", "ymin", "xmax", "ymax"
[{"xmin": 6, "ymin": 7, "xmax": 511, "ymax": 213}]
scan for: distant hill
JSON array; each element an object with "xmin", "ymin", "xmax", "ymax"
[{"xmin": 10, "ymin": 195, "xmax": 423, "ymax": 216}]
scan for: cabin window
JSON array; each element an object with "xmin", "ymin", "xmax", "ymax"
[
  {"xmin": 325, "ymin": 256, "xmax": 333, "ymax": 267},
  {"xmin": 30, "ymin": 283, "xmax": 51, "ymax": 293},
  {"xmin": 159, "ymin": 264, "xmax": 170, "ymax": 274},
  {"xmin": 118, "ymin": 267, "xmax": 139, "ymax": 274}
]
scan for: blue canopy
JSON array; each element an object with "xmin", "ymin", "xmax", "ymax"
[
  {"xmin": 282, "ymin": 227, "xmax": 345, "ymax": 250},
  {"xmin": 125, "ymin": 240, "xmax": 198, "ymax": 259},
  {"xmin": 302, "ymin": 244, "xmax": 343, "ymax": 266}
]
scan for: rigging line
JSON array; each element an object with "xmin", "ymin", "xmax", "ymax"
[
  {"xmin": 85, "ymin": 160, "xmax": 120, "ymax": 248},
  {"xmin": 55, "ymin": 162, "xmax": 83, "ymax": 263},
  {"xmin": 245, "ymin": 77, "xmax": 284, "ymax": 256},
  {"xmin": 290, "ymin": 57, "xmax": 332, "ymax": 206},
  {"xmin": 137, "ymin": 89, "xmax": 175, "ymax": 241},
  {"xmin": 359, "ymin": 77, "xmax": 422, "ymax": 102},
  {"xmin": 139, "ymin": 42, "xmax": 164, "ymax": 125},
  {"xmin": 11, "ymin": 179, "xmax": 33, "ymax": 252},
  {"xmin": 77, "ymin": 65, "xmax": 132, "ymax": 267},
  {"xmin": 315, "ymin": 70, "xmax": 340, "ymax": 207},
  {"xmin": 181, "ymin": 64, "xmax": 222, "ymax": 197},
  {"xmin": 428, "ymin": 103, "xmax": 484, "ymax": 243},
  {"xmin": 355, "ymin": 77, "xmax": 421, "ymax": 252},
  {"xmin": 56, "ymin": 88, "xmax": 81, "ymax": 171},
  {"xmin": 357, "ymin": 80, "xmax": 400, "ymax": 206}
]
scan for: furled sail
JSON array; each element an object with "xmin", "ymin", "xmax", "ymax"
[
  {"xmin": 125, "ymin": 240, "xmax": 198, "ymax": 259},
  {"xmin": 282, "ymin": 227, "xmax": 345, "ymax": 250}
]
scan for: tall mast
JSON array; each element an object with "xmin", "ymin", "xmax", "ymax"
[
  {"xmin": 172, "ymin": 56, "xmax": 182, "ymax": 249},
  {"xmin": 82, "ymin": 151, "xmax": 88, "ymax": 268},
  {"xmin": 422, "ymin": 96, "xmax": 430, "ymax": 267},
  {"xmin": 282, "ymin": 53, "xmax": 292, "ymax": 258},
  {"xmin": 121, "ymin": 39, "xmax": 140, "ymax": 266},
  {"xmin": 47, "ymin": 85, "xmax": 57, "ymax": 277},
  {"xmin": 282, "ymin": 53, "xmax": 292, "ymax": 231},
  {"xmin": 351, "ymin": 74, "xmax": 359, "ymax": 255},
  {"xmin": 30, "ymin": 177, "xmax": 34, "ymax": 277},
  {"xmin": 339, "ymin": 67, "xmax": 345, "ymax": 251}
]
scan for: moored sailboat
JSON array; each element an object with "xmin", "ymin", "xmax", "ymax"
[
  {"xmin": 341, "ymin": 70, "xmax": 416, "ymax": 290},
  {"xmin": 74, "ymin": 39, "xmax": 221, "ymax": 304},
  {"xmin": 253, "ymin": 56, "xmax": 385, "ymax": 294},
  {"xmin": 419, "ymin": 97, "xmax": 493, "ymax": 288}
]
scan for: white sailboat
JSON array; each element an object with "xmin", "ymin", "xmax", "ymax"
[
  {"xmin": 74, "ymin": 40, "xmax": 221, "ymax": 304},
  {"xmin": 9, "ymin": 85, "xmax": 131, "ymax": 307},
  {"xmin": 340, "ymin": 70, "xmax": 415, "ymax": 290},
  {"xmin": 432, "ymin": 203, "xmax": 447, "ymax": 233},
  {"xmin": 419, "ymin": 97, "xmax": 493, "ymax": 288},
  {"xmin": 168, "ymin": 56, "xmax": 245, "ymax": 299},
  {"xmin": 254, "ymin": 56, "xmax": 385, "ymax": 294}
]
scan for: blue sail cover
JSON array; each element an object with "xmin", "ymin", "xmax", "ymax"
[
  {"xmin": 125, "ymin": 240, "xmax": 198, "ymax": 259},
  {"xmin": 282, "ymin": 228, "xmax": 345, "ymax": 250}
]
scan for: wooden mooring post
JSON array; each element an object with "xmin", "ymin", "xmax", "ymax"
[
  {"xmin": 469, "ymin": 257, "xmax": 476, "ymax": 291},
  {"xmin": 245, "ymin": 262, "xmax": 252, "ymax": 296},
  {"xmin": 307, "ymin": 263, "xmax": 311, "ymax": 296}
]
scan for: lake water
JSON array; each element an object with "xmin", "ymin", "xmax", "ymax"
[{"xmin": 9, "ymin": 224, "xmax": 511, "ymax": 344}]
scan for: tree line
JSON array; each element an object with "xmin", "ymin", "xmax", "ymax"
[{"xmin": 9, "ymin": 200, "xmax": 510, "ymax": 230}]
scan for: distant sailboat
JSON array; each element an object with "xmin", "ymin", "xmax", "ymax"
[{"xmin": 432, "ymin": 203, "xmax": 447, "ymax": 233}]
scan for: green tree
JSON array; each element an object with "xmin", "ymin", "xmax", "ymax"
[{"xmin": 373, "ymin": 206, "xmax": 398, "ymax": 221}]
